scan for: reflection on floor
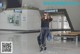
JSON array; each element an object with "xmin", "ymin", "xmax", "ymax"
[{"xmin": 0, "ymin": 32, "xmax": 80, "ymax": 54}]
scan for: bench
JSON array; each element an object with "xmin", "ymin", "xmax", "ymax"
[{"xmin": 53, "ymin": 32, "xmax": 80, "ymax": 46}]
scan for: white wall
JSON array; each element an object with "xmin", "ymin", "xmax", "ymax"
[
  {"xmin": 0, "ymin": 9, "xmax": 41, "ymax": 30},
  {"xmin": 22, "ymin": 0, "xmax": 80, "ymax": 30}
]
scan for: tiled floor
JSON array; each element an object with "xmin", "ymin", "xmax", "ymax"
[{"xmin": 0, "ymin": 32, "xmax": 80, "ymax": 54}]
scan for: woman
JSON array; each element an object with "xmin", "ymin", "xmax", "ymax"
[{"xmin": 37, "ymin": 12, "xmax": 52, "ymax": 52}]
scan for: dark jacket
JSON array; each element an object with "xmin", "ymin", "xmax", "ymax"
[{"xmin": 41, "ymin": 18, "xmax": 52, "ymax": 28}]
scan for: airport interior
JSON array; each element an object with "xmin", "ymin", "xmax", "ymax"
[{"xmin": 0, "ymin": 0, "xmax": 80, "ymax": 54}]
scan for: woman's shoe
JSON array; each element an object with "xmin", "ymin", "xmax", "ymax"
[
  {"xmin": 44, "ymin": 47, "xmax": 47, "ymax": 51},
  {"xmin": 40, "ymin": 47, "xmax": 43, "ymax": 52}
]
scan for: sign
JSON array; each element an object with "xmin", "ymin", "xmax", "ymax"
[{"xmin": 44, "ymin": 9, "xmax": 58, "ymax": 12}]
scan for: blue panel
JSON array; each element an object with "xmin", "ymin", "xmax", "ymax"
[{"xmin": 0, "ymin": 3, "xmax": 2, "ymax": 8}]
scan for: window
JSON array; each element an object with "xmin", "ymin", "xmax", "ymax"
[{"xmin": 0, "ymin": 3, "xmax": 2, "ymax": 8}]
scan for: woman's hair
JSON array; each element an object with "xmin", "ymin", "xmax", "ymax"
[{"xmin": 41, "ymin": 12, "xmax": 52, "ymax": 22}]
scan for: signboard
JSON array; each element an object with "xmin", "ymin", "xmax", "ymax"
[{"xmin": 44, "ymin": 9, "xmax": 58, "ymax": 12}]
